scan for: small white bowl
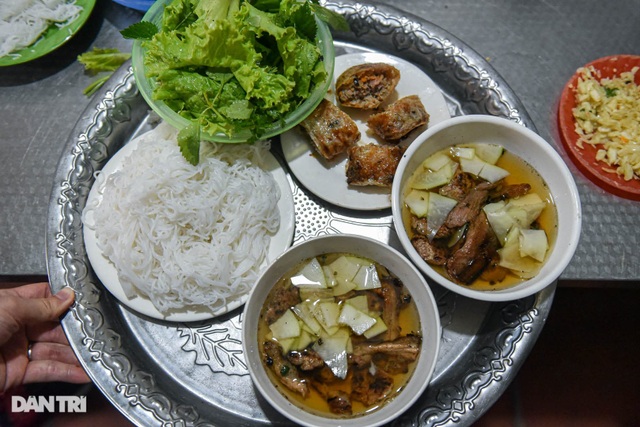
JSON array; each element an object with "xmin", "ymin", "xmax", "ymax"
[
  {"xmin": 391, "ymin": 115, "xmax": 582, "ymax": 302},
  {"xmin": 242, "ymin": 234, "xmax": 441, "ymax": 427}
]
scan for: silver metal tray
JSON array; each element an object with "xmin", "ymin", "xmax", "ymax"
[{"xmin": 46, "ymin": 2, "xmax": 554, "ymax": 426}]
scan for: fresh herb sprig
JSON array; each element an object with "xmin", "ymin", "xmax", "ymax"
[{"xmin": 120, "ymin": 21, "xmax": 159, "ymax": 40}]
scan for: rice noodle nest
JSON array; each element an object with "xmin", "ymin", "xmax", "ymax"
[{"xmin": 83, "ymin": 122, "xmax": 281, "ymax": 314}]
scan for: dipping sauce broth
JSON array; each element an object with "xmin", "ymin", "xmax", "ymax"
[
  {"xmin": 402, "ymin": 143, "xmax": 558, "ymax": 291},
  {"xmin": 257, "ymin": 253, "xmax": 421, "ymax": 418}
]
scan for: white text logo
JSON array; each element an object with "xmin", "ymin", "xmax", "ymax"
[{"xmin": 11, "ymin": 396, "xmax": 87, "ymax": 413}]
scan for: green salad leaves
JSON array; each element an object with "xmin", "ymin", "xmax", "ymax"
[
  {"xmin": 78, "ymin": 48, "xmax": 131, "ymax": 96},
  {"xmin": 122, "ymin": 0, "xmax": 347, "ymax": 163}
]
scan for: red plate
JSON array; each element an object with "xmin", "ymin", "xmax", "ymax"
[{"xmin": 558, "ymin": 55, "xmax": 640, "ymax": 201}]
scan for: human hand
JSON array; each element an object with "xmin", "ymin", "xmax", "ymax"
[{"xmin": 0, "ymin": 282, "xmax": 90, "ymax": 393}]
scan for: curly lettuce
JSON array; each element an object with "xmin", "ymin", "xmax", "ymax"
[{"xmin": 141, "ymin": 0, "xmax": 330, "ymax": 152}]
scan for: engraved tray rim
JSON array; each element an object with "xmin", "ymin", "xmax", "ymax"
[{"xmin": 46, "ymin": 1, "xmax": 555, "ymax": 426}]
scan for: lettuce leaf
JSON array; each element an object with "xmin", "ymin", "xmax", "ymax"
[
  {"xmin": 162, "ymin": 0, "xmax": 198, "ymax": 31},
  {"xmin": 154, "ymin": 69, "xmax": 254, "ymax": 136},
  {"xmin": 78, "ymin": 48, "xmax": 131, "ymax": 96},
  {"xmin": 141, "ymin": 0, "xmax": 328, "ymax": 147},
  {"xmin": 78, "ymin": 48, "xmax": 131, "ymax": 73}
]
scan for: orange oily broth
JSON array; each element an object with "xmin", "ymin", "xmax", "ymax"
[
  {"xmin": 257, "ymin": 253, "xmax": 421, "ymax": 418},
  {"xmin": 402, "ymin": 145, "xmax": 558, "ymax": 291}
]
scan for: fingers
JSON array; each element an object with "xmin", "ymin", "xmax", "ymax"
[
  {"xmin": 23, "ymin": 360, "xmax": 90, "ymax": 385},
  {"xmin": 24, "ymin": 339, "xmax": 91, "ymax": 385},
  {"xmin": 29, "ymin": 342, "xmax": 80, "ymax": 366},
  {"xmin": 27, "ymin": 322, "xmax": 70, "ymax": 345},
  {"xmin": 10, "ymin": 282, "xmax": 53, "ymax": 299},
  {"xmin": 4, "ymin": 287, "xmax": 75, "ymax": 325},
  {"xmin": 0, "ymin": 283, "xmax": 88, "ymax": 390}
]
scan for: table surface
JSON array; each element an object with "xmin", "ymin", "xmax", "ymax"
[{"xmin": 1, "ymin": 0, "xmax": 639, "ymax": 281}]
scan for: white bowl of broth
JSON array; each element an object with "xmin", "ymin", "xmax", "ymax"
[
  {"xmin": 391, "ymin": 115, "xmax": 582, "ymax": 302},
  {"xmin": 242, "ymin": 234, "xmax": 441, "ymax": 427}
]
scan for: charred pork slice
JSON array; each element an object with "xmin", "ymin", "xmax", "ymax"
[
  {"xmin": 308, "ymin": 384, "xmax": 353, "ymax": 416},
  {"xmin": 366, "ymin": 95, "xmax": 429, "ymax": 141},
  {"xmin": 435, "ymin": 181, "xmax": 496, "ymax": 239},
  {"xmin": 410, "ymin": 215, "xmax": 430, "ymax": 237},
  {"xmin": 351, "ymin": 366, "xmax": 394, "ymax": 406},
  {"xmin": 300, "ymin": 98, "xmax": 360, "ymax": 160},
  {"xmin": 373, "ymin": 353, "xmax": 414, "ymax": 375},
  {"xmin": 352, "ymin": 335, "xmax": 421, "ymax": 361},
  {"xmin": 367, "ymin": 335, "xmax": 422, "ymax": 375},
  {"xmin": 446, "ymin": 211, "xmax": 500, "ymax": 285},
  {"xmin": 351, "ymin": 335, "xmax": 422, "ymax": 371},
  {"xmin": 304, "ymin": 366, "xmax": 353, "ymax": 415},
  {"xmin": 345, "ymin": 143, "xmax": 404, "ymax": 187},
  {"xmin": 411, "ymin": 236, "xmax": 449, "ymax": 266},
  {"xmin": 287, "ymin": 349, "xmax": 325, "ymax": 371},
  {"xmin": 262, "ymin": 341, "xmax": 309, "ymax": 398},
  {"xmin": 439, "ymin": 169, "xmax": 482, "ymax": 201},
  {"xmin": 371, "ymin": 277, "xmax": 403, "ymax": 341},
  {"xmin": 263, "ymin": 285, "xmax": 300, "ymax": 325},
  {"xmin": 480, "ymin": 254, "xmax": 509, "ymax": 284},
  {"xmin": 326, "ymin": 392, "xmax": 352, "ymax": 415},
  {"xmin": 336, "ymin": 63, "xmax": 400, "ymax": 109},
  {"xmin": 488, "ymin": 183, "xmax": 531, "ymax": 202},
  {"xmin": 366, "ymin": 290, "xmax": 385, "ymax": 314}
]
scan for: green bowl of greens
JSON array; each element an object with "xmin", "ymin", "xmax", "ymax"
[{"xmin": 131, "ymin": 0, "xmax": 336, "ymax": 149}]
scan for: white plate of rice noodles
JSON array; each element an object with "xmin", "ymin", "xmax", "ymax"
[{"xmin": 82, "ymin": 122, "xmax": 295, "ymax": 322}]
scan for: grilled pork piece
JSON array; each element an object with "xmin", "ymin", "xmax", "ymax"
[
  {"xmin": 304, "ymin": 367, "xmax": 354, "ymax": 415},
  {"xmin": 354, "ymin": 335, "xmax": 422, "ymax": 375},
  {"xmin": 435, "ymin": 181, "xmax": 496, "ymax": 239},
  {"xmin": 262, "ymin": 341, "xmax": 309, "ymax": 398},
  {"xmin": 480, "ymin": 254, "xmax": 509, "ymax": 284},
  {"xmin": 365, "ymin": 290, "xmax": 385, "ymax": 314},
  {"xmin": 309, "ymin": 384, "xmax": 353, "ymax": 415},
  {"xmin": 345, "ymin": 143, "xmax": 404, "ymax": 187},
  {"xmin": 446, "ymin": 212, "xmax": 500, "ymax": 285},
  {"xmin": 326, "ymin": 391, "xmax": 353, "ymax": 415},
  {"xmin": 488, "ymin": 183, "xmax": 531, "ymax": 202},
  {"xmin": 263, "ymin": 284, "xmax": 300, "ymax": 325},
  {"xmin": 352, "ymin": 335, "xmax": 421, "ymax": 361},
  {"xmin": 300, "ymin": 98, "xmax": 360, "ymax": 160},
  {"xmin": 308, "ymin": 364, "xmax": 339, "ymax": 384},
  {"xmin": 410, "ymin": 215, "xmax": 430, "ymax": 237},
  {"xmin": 372, "ymin": 353, "xmax": 414, "ymax": 375},
  {"xmin": 351, "ymin": 366, "xmax": 394, "ymax": 406},
  {"xmin": 411, "ymin": 236, "xmax": 449, "ymax": 266},
  {"xmin": 367, "ymin": 95, "xmax": 429, "ymax": 141},
  {"xmin": 439, "ymin": 169, "xmax": 480, "ymax": 201},
  {"xmin": 371, "ymin": 277, "xmax": 404, "ymax": 341},
  {"xmin": 336, "ymin": 63, "xmax": 400, "ymax": 109},
  {"xmin": 287, "ymin": 349, "xmax": 324, "ymax": 371}
]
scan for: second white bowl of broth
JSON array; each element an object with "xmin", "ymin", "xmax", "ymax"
[
  {"xmin": 391, "ymin": 115, "xmax": 582, "ymax": 302},
  {"xmin": 242, "ymin": 234, "xmax": 441, "ymax": 427}
]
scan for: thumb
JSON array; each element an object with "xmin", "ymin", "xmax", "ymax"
[{"xmin": 14, "ymin": 287, "xmax": 76, "ymax": 324}]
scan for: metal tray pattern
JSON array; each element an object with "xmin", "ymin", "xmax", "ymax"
[{"xmin": 46, "ymin": 2, "xmax": 554, "ymax": 426}]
